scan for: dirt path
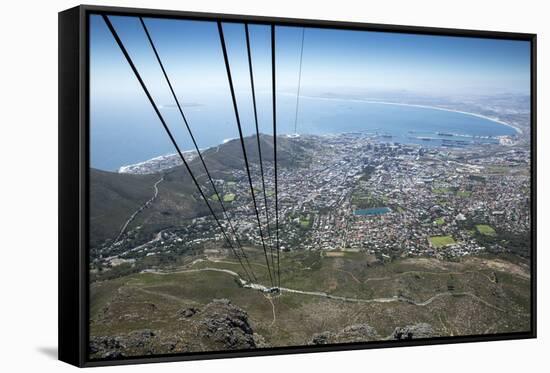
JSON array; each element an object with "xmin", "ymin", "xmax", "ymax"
[
  {"xmin": 142, "ymin": 267, "xmax": 505, "ymax": 312},
  {"xmin": 208, "ymin": 259, "xmax": 270, "ymax": 269},
  {"xmin": 364, "ymin": 269, "xmax": 495, "ymax": 284},
  {"xmin": 110, "ymin": 175, "xmax": 165, "ymax": 247},
  {"xmin": 264, "ymin": 295, "xmax": 277, "ymax": 326},
  {"xmin": 335, "ymin": 269, "xmax": 361, "ymax": 283}
]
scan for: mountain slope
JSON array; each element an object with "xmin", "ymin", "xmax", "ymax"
[{"xmin": 89, "ymin": 135, "xmax": 314, "ymax": 249}]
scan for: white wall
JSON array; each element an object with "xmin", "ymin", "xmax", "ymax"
[{"xmin": 0, "ymin": 0, "xmax": 546, "ymax": 371}]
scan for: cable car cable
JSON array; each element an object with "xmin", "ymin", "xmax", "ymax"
[
  {"xmin": 139, "ymin": 17, "xmax": 257, "ymax": 281},
  {"xmin": 103, "ymin": 15, "xmax": 254, "ymax": 283},
  {"xmin": 217, "ymin": 21, "xmax": 275, "ymax": 287},
  {"xmin": 244, "ymin": 23, "xmax": 276, "ymax": 276}
]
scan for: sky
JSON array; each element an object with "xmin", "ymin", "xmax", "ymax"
[
  {"xmin": 90, "ymin": 14, "xmax": 531, "ymax": 100},
  {"xmin": 89, "ymin": 14, "xmax": 530, "ymax": 170}
]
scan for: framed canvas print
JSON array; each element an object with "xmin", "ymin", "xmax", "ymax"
[{"xmin": 58, "ymin": 4, "xmax": 536, "ymax": 367}]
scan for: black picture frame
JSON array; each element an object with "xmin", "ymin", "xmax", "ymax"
[{"xmin": 59, "ymin": 4, "xmax": 537, "ymax": 367}]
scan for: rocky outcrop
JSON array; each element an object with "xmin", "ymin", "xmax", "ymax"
[
  {"xmin": 90, "ymin": 297, "xmax": 439, "ymax": 359},
  {"xmin": 89, "ymin": 299, "xmax": 259, "ymax": 359},
  {"xmin": 309, "ymin": 322, "xmax": 438, "ymax": 345},
  {"xmin": 197, "ymin": 299, "xmax": 256, "ymax": 350},
  {"xmin": 310, "ymin": 323, "xmax": 379, "ymax": 345},
  {"xmin": 177, "ymin": 306, "xmax": 200, "ymax": 319},
  {"xmin": 89, "ymin": 329, "xmax": 158, "ymax": 358},
  {"xmin": 391, "ymin": 323, "xmax": 438, "ymax": 340}
]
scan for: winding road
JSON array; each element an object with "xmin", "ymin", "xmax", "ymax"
[{"xmin": 141, "ymin": 266, "xmax": 505, "ymax": 312}]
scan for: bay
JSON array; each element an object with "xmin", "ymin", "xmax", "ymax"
[{"xmin": 90, "ymin": 93, "xmax": 517, "ymax": 171}]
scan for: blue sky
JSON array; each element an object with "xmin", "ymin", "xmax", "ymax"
[{"xmin": 90, "ymin": 14, "xmax": 530, "ymax": 100}]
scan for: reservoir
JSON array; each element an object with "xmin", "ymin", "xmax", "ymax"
[{"xmin": 354, "ymin": 207, "xmax": 391, "ymax": 216}]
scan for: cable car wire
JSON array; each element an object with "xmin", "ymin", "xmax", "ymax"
[
  {"xmin": 293, "ymin": 28, "xmax": 305, "ymax": 135},
  {"xmin": 244, "ymin": 23, "xmax": 276, "ymax": 275},
  {"xmin": 139, "ymin": 17, "xmax": 257, "ymax": 281},
  {"xmin": 217, "ymin": 21, "xmax": 275, "ymax": 287},
  {"xmin": 271, "ymin": 24, "xmax": 282, "ymax": 289},
  {"xmin": 102, "ymin": 15, "xmax": 254, "ymax": 283}
]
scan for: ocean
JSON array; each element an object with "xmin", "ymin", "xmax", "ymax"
[{"xmin": 90, "ymin": 94, "xmax": 517, "ymax": 171}]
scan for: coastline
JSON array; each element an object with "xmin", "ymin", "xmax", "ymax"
[
  {"xmin": 116, "ymin": 96, "xmax": 522, "ymax": 173},
  {"xmin": 117, "ymin": 149, "xmax": 196, "ymax": 174},
  {"xmin": 296, "ymin": 93, "xmax": 524, "ymax": 135}
]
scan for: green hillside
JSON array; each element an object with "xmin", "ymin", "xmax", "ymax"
[{"xmin": 90, "ymin": 135, "xmax": 312, "ymax": 250}]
